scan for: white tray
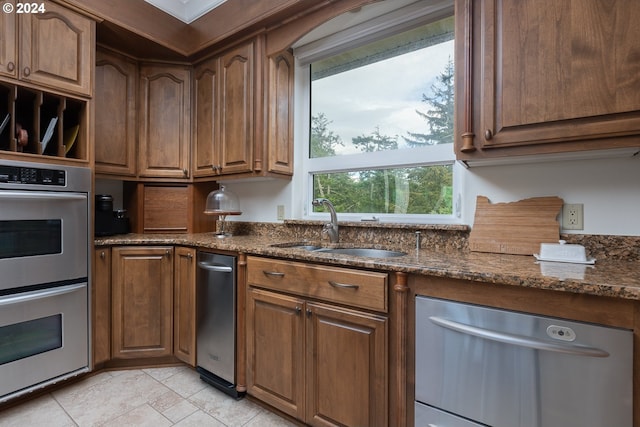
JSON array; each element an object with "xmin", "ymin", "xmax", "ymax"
[{"xmin": 534, "ymin": 254, "xmax": 596, "ymax": 264}]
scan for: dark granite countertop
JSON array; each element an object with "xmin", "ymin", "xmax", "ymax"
[{"xmin": 96, "ymin": 233, "xmax": 640, "ymax": 301}]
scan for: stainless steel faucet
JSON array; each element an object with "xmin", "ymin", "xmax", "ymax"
[{"xmin": 312, "ymin": 198, "xmax": 339, "ymax": 243}]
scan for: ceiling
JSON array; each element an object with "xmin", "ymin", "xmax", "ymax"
[{"xmin": 144, "ymin": 0, "xmax": 227, "ymax": 23}]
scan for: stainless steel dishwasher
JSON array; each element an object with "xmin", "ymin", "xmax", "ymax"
[
  {"xmin": 196, "ymin": 252, "xmax": 242, "ymax": 398},
  {"xmin": 415, "ymin": 296, "xmax": 633, "ymax": 427}
]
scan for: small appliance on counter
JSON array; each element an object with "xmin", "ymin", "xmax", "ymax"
[{"xmin": 95, "ymin": 194, "xmax": 130, "ymax": 236}]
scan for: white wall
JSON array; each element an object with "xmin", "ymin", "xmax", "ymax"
[
  {"xmin": 96, "ymin": 150, "xmax": 639, "ymax": 236},
  {"xmin": 222, "ymin": 153, "xmax": 640, "ymax": 236}
]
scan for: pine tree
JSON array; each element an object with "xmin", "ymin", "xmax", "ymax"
[{"xmin": 404, "ymin": 57, "xmax": 454, "ymax": 146}]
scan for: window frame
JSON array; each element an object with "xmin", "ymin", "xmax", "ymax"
[{"xmin": 293, "ymin": 0, "xmax": 461, "ymax": 224}]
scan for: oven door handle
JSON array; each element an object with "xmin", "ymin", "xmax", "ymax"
[
  {"xmin": 0, "ymin": 191, "xmax": 87, "ymax": 201},
  {"xmin": 0, "ymin": 283, "xmax": 85, "ymax": 306},
  {"xmin": 429, "ymin": 316, "xmax": 610, "ymax": 358}
]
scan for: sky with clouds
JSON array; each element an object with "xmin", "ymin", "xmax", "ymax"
[{"xmin": 312, "ymin": 39, "xmax": 454, "ymax": 155}]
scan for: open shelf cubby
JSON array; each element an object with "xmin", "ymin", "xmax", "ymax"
[{"xmin": 0, "ymin": 81, "xmax": 86, "ymax": 161}]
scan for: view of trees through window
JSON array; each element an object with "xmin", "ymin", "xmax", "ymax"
[{"xmin": 309, "ymin": 19, "xmax": 455, "ymax": 216}]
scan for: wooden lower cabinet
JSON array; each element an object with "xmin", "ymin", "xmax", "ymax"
[
  {"xmin": 111, "ymin": 246, "xmax": 174, "ymax": 359},
  {"xmin": 173, "ymin": 247, "xmax": 197, "ymax": 365},
  {"xmin": 93, "ymin": 245, "xmax": 199, "ymax": 366},
  {"xmin": 93, "ymin": 248, "xmax": 112, "ymax": 367},
  {"xmin": 247, "ymin": 288, "xmax": 305, "ymax": 418},
  {"xmin": 247, "ymin": 287, "xmax": 388, "ymax": 427}
]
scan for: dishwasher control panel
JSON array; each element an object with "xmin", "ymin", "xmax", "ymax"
[{"xmin": 546, "ymin": 324, "xmax": 576, "ymax": 341}]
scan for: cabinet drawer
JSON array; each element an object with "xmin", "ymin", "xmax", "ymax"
[{"xmin": 247, "ymin": 256, "xmax": 388, "ymax": 312}]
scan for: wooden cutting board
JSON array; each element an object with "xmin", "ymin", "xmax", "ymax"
[{"xmin": 469, "ymin": 196, "xmax": 564, "ymax": 255}]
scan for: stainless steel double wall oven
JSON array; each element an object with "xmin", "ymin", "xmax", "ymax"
[{"xmin": 0, "ymin": 159, "xmax": 91, "ymax": 403}]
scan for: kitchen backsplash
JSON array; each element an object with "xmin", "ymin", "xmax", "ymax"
[{"xmin": 224, "ymin": 221, "xmax": 639, "ymax": 262}]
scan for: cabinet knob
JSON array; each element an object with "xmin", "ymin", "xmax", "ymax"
[
  {"xmin": 183, "ymin": 169, "xmax": 188, "ymax": 177},
  {"xmin": 23, "ymin": 67, "xmax": 30, "ymax": 77},
  {"xmin": 306, "ymin": 308, "xmax": 312, "ymax": 317},
  {"xmin": 484, "ymin": 129, "xmax": 493, "ymax": 140},
  {"xmin": 295, "ymin": 306, "xmax": 301, "ymax": 314},
  {"xmin": 100, "ymin": 251, "xmax": 105, "ymax": 259},
  {"xmin": 7, "ymin": 62, "xmax": 15, "ymax": 72},
  {"xmin": 165, "ymin": 249, "xmax": 171, "ymax": 257},
  {"xmin": 186, "ymin": 253, "xmax": 193, "ymax": 260}
]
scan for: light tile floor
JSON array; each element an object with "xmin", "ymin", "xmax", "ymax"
[{"xmin": 0, "ymin": 366, "xmax": 297, "ymax": 427}]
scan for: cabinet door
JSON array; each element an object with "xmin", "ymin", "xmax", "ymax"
[
  {"xmin": 19, "ymin": 2, "xmax": 93, "ymax": 96},
  {"xmin": 246, "ymin": 288, "xmax": 305, "ymax": 420},
  {"xmin": 306, "ymin": 302, "xmax": 388, "ymax": 427},
  {"xmin": 93, "ymin": 248, "xmax": 111, "ymax": 366},
  {"xmin": 111, "ymin": 246, "xmax": 174, "ymax": 359},
  {"xmin": 219, "ymin": 41, "xmax": 254, "ymax": 175},
  {"xmin": 139, "ymin": 64, "xmax": 191, "ymax": 179},
  {"xmin": 95, "ymin": 49, "xmax": 137, "ymax": 177},
  {"xmin": 193, "ymin": 57, "xmax": 220, "ymax": 178},
  {"xmin": 0, "ymin": 1, "xmax": 17, "ymax": 79},
  {"xmin": 174, "ymin": 246, "xmax": 196, "ymax": 365},
  {"xmin": 267, "ymin": 50, "xmax": 294, "ymax": 175},
  {"xmin": 457, "ymin": 0, "xmax": 640, "ymax": 158}
]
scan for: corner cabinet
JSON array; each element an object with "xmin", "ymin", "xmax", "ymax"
[
  {"xmin": 94, "ymin": 245, "xmax": 198, "ymax": 366},
  {"xmin": 455, "ymin": 0, "xmax": 640, "ymax": 160},
  {"xmin": 138, "ymin": 64, "xmax": 191, "ymax": 179},
  {"xmin": 193, "ymin": 37, "xmax": 294, "ymax": 179},
  {"xmin": 111, "ymin": 246, "xmax": 174, "ymax": 359},
  {"xmin": 246, "ymin": 256, "xmax": 388, "ymax": 427}
]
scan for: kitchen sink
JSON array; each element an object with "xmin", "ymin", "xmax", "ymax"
[
  {"xmin": 271, "ymin": 243, "xmax": 406, "ymax": 258},
  {"xmin": 313, "ymin": 248, "xmax": 406, "ymax": 258},
  {"xmin": 271, "ymin": 242, "xmax": 323, "ymax": 251}
]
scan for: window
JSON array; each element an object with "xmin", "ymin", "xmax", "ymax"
[{"xmin": 295, "ymin": 1, "xmax": 458, "ymax": 222}]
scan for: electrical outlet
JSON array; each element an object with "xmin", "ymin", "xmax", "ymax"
[
  {"xmin": 277, "ymin": 205, "xmax": 285, "ymax": 221},
  {"xmin": 562, "ymin": 203, "xmax": 583, "ymax": 230}
]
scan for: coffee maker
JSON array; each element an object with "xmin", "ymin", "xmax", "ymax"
[{"xmin": 95, "ymin": 194, "xmax": 130, "ymax": 236}]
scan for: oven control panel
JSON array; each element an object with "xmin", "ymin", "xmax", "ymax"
[{"xmin": 0, "ymin": 165, "xmax": 66, "ymax": 186}]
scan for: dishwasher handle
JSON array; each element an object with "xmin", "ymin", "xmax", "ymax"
[
  {"xmin": 429, "ymin": 316, "xmax": 610, "ymax": 358},
  {"xmin": 197, "ymin": 261, "xmax": 233, "ymax": 273}
]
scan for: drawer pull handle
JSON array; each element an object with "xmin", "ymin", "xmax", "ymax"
[
  {"xmin": 328, "ymin": 280, "xmax": 359, "ymax": 290},
  {"xmin": 263, "ymin": 271, "xmax": 285, "ymax": 277}
]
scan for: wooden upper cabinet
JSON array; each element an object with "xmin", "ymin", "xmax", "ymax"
[
  {"xmin": 95, "ymin": 49, "xmax": 137, "ymax": 177},
  {"xmin": 193, "ymin": 56, "xmax": 219, "ymax": 178},
  {"xmin": 138, "ymin": 64, "xmax": 191, "ymax": 179},
  {"xmin": 18, "ymin": 2, "xmax": 94, "ymax": 96},
  {"xmin": 456, "ymin": 0, "xmax": 640, "ymax": 160},
  {"xmin": 0, "ymin": 1, "xmax": 17, "ymax": 79},
  {"xmin": 267, "ymin": 50, "xmax": 294, "ymax": 175},
  {"xmin": 218, "ymin": 40, "xmax": 254, "ymax": 176},
  {"xmin": 193, "ymin": 37, "xmax": 294, "ymax": 180}
]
